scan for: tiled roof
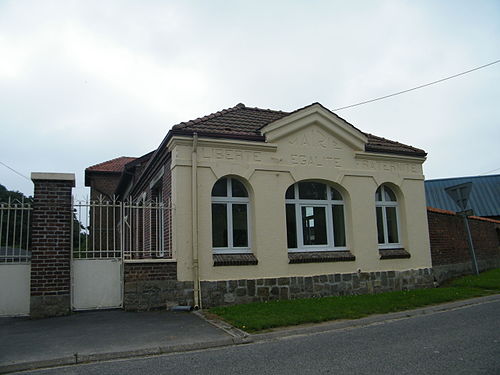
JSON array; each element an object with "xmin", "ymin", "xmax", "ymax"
[
  {"xmin": 172, "ymin": 103, "xmax": 288, "ymax": 138},
  {"xmin": 86, "ymin": 156, "xmax": 137, "ymax": 173},
  {"xmin": 365, "ymin": 134, "xmax": 426, "ymax": 157},
  {"xmin": 170, "ymin": 103, "xmax": 426, "ymax": 157}
]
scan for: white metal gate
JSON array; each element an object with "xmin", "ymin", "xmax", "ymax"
[
  {"xmin": 71, "ymin": 196, "xmax": 169, "ymax": 310},
  {"xmin": 72, "ymin": 197, "xmax": 123, "ymax": 310},
  {"xmin": 72, "ymin": 258, "xmax": 122, "ymax": 310},
  {"xmin": 0, "ymin": 198, "xmax": 31, "ymax": 316}
]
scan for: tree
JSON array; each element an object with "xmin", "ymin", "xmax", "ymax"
[
  {"xmin": 0, "ymin": 184, "xmax": 32, "ymax": 250},
  {"xmin": 0, "ymin": 183, "xmax": 86, "ymax": 252}
]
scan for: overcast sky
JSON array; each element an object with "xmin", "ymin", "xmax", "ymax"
[{"xmin": 1, "ymin": 0, "xmax": 499, "ymax": 198}]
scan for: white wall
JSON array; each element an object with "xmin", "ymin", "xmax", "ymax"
[
  {"xmin": 169, "ymin": 107, "xmax": 432, "ymax": 282},
  {"xmin": 0, "ymin": 264, "xmax": 30, "ymax": 316}
]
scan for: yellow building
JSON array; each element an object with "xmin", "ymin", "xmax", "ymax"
[{"xmin": 93, "ymin": 102, "xmax": 433, "ymax": 309}]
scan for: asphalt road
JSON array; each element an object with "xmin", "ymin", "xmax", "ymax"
[{"xmin": 18, "ymin": 299, "xmax": 500, "ymax": 375}]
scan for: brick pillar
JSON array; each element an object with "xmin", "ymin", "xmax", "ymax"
[{"xmin": 30, "ymin": 173, "xmax": 75, "ymax": 318}]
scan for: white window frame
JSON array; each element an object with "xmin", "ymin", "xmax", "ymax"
[
  {"xmin": 375, "ymin": 185, "xmax": 402, "ymax": 249},
  {"xmin": 286, "ymin": 182, "xmax": 347, "ymax": 252},
  {"xmin": 212, "ymin": 178, "xmax": 251, "ymax": 254}
]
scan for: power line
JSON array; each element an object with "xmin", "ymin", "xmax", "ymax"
[
  {"xmin": 0, "ymin": 161, "xmax": 30, "ymax": 181},
  {"xmin": 333, "ymin": 59, "xmax": 500, "ymax": 111},
  {"xmin": 479, "ymin": 166, "xmax": 500, "ymax": 175}
]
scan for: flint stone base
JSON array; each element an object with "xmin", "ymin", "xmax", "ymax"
[
  {"xmin": 433, "ymin": 258, "xmax": 500, "ymax": 284},
  {"xmin": 30, "ymin": 295, "xmax": 70, "ymax": 319},
  {"xmin": 124, "ymin": 280, "xmax": 194, "ymax": 311},
  {"xmin": 200, "ymin": 268, "xmax": 434, "ymax": 308}
]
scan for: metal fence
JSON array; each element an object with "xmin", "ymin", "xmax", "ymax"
[
  {"xmin": 72, "ymin": 196, "xmax": 171, "ymax": 260},
  {"xmin": 0, "ymin": 197, "xmax": 32, "ymax": 263}
]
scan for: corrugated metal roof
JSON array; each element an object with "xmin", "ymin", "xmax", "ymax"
[{"xmin": 425, "ymin": 174, "xmax": 500, "ymax": 217}]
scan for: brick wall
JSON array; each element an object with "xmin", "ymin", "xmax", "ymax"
[
  {"xmin": 130, "ymin": 155, "xmax": 172, "ymax": 259},
  {"xmin": 162, "ymin": 156, "xmax": 172, "ymax": 258},
  {"xmin": 88, "ymin": 173, "xmax": 121, "ymax": 199},
  {"xmin": 428, "ymin": 207, "xmax": 500, "ymax": 282},
  {"xmin": 124, "ymin": 262, "xmax": 177, "ymax": 281},
  {"xmin": 30, "ymin": 173, "xmax": 74, "ymax": 318}
]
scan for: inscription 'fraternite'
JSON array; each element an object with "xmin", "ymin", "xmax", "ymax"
[{"xmin": 356, "ymin": 159, "xmax": 419, "ymax": 174}]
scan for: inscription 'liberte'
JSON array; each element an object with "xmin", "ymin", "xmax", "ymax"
[{"xmin": 201, "ymin": 148, "xmax": 263, "ymax": 162}]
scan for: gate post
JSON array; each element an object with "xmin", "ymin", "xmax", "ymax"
[{"xmin": 30, "ymin": 173, "xmax": 75, "ymax": 318}]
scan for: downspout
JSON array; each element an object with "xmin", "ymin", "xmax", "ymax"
[{"xmin": 192, "ymin": 133, "xmax": 201, "ymax": 309}]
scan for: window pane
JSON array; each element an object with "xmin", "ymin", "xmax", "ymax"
[
  {"xmin": 301, "ymin": 206, "xmax": 327, "ymax": 245},
  {"xmin": 332, "ymin": 205, "xmax": 346, "ymax": 247},
  {"xmin": 212, "ymin": 203, "xmax": 228, "ymax": 247},
  {"xmin": 212, "ymin": 178, "xmax": 227, "ymax": 197},
  {"xmin": 298, "ymin": 182, "xmax": 327, "ymax": 200},
  {"xmin": 285, "ymin": 185, "xmax": 295, "ymax": 199},
  {"xmin": 384, "ymin": 186, "xmax": 397, "ymax": 202},
  {"xmin": 376, "ymin": 206, "xmax": 385, "ymax": 244},
  {"xmin": 286, "ymin": 204, "xmax": 297, "ymax": 248},
  {"xmin": 386, "ymin": 207, "xmax": 399, "ymax": 243},
  {"xmin": 375, "ymin": 187, "xmax": 382, "ymax": 202},
  {"xmin": 331, "ymin": 188, "xmax": 342, "ymax": 201},
  {"xmin": 231, "ymin": 179, "xmax": 248, "ymax": 197},
  {"xmin": 232, "ymin": 204, "xmax": 248, "ymax": 247}
]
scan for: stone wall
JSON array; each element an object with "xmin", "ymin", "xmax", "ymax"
[
  {"xmin": 123, "ymin": 262, "xmax": 193, "ymax": 311},
  {"xmin": 427, "ymin": 207, "xmax": 500, "ymax": 283},
  {"xmin": 200, "ymin": 268, "xmax": 434, "ymax": 307},
  {"xmin": 432, "ymin": 259, "xmax": 500, "ymax": 284}
]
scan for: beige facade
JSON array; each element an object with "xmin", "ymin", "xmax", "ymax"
[{"xmin": 169, "ymin": 104, "xmax": 431, "ymax": 283}]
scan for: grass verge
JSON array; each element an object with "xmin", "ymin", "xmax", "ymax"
[{"xmin": 208, "ymin": 268, "xmax": 500, "ymax": 333}]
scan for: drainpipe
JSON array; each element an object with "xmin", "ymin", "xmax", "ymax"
[{"xmin": 192, "ymin": 133, "xmax": 201, "ymax": 309}]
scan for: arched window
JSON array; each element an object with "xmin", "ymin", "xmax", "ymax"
[
  {"xmin": 375, "ymin": 185, "xmax": 401, "ymax": 248},
  {"xmin": 211, "ymin": 177, "xmax": 250, "ymax": 253},
  {"xmin": 285, "ymin": 181, "xmax": 346, "ymax": 251}
]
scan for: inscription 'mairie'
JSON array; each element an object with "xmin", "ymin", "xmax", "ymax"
[{"xmin": 288, "ymin": 128, "xmax": 342, "ymax": 150}]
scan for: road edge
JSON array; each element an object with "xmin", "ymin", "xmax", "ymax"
[{"xmin": 2, "ymin": 294, "xmax": 499, "ymax": 374}]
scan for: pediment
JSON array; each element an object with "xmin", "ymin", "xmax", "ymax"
[{"xmin": 261, "ymin": 103, "xmax": 367, "ymax": 152}]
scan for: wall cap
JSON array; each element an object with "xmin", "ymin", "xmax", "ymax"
[
  {"xmin": 31, "ymin": 172, "xmax": 76, "ymax": 184},
  {"xmin": 124, "ymin": 259, "xmax": 177, "ymax": 263}
]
